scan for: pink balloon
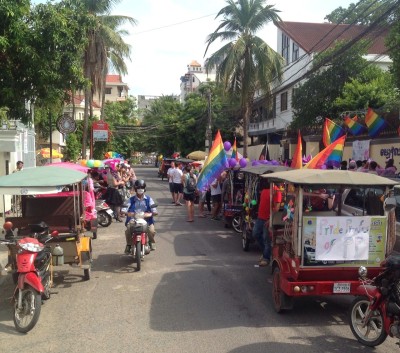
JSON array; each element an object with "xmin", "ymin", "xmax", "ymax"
[
  {"xmin": 224, "ymin": 141, "xmax": 232, "ymax": 151},
  {"xmin": 239, "ymin": 158, "xmax": 247, "ymax": 168}
]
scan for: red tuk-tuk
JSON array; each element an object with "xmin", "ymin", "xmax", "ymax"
[{"xmin": 262, "ymin": 169, "xmax": 398, "ymax": 312}]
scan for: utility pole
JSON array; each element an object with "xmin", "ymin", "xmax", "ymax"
[{"xmin": 205, "ymin": 89, "xmax": 212, "ymax": 153}]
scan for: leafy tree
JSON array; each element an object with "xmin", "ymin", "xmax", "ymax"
[
  {"xmin": 324, "ymin": 0, "xmax": 393, "ymax": 25},
  {"xmin": 204, "ymin": 0, "xmax": 284, "ymax": 157},
  {"xmin": 291, "ymin": 41, "xmax": 372, "ymax": 129},
  {"xmin": 387, "ymin": 5, "xmax": 400, "ymax": 91},
  {"xmin": 71, "ymin": 0, "xmax": 136, "ymax": 159},
  {"xmin": 334, "ymin": 66, "xmax": 398, "ymax": 110},
  {"xmin": 64, "ymin": 133, "xmax": 82, "ymax": 161}
]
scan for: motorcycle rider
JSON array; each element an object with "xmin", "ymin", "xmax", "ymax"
[{"xmin": 124, "ymin": 179, "xmax": 158, "ymax": 254}]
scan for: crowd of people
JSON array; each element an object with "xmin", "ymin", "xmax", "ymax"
[{"xmin": 336, "ymin": 158, "xmax": 398, "ymax": 176}]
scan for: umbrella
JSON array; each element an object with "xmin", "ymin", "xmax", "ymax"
[
  {"xmin": 187, "ymin": 151, "xmax": 207, "ymax": 161},
  {"xmin": 47, "ymin": 162, "xmax": 89, "ymax": 173},
  {"xmin": 38, "ymin": 148, "xmax": 63, "ymax": 159},
  {"xmin": 104, "ymin": 151, "xmax": 122, "ymax": 159}
]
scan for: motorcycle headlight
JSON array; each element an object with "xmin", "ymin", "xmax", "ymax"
[
  {"xmin": 19, "ymin": 242, "xmax": 44, "ymax": 253},
  {"xmin": 358, "ymin": 266, "xmax": 368, "ymax": 278}
]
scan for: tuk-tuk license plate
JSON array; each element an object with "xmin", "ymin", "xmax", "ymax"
[{"xmin": 333, "ymin": 283, "xmax": 351, "ymax": 293}]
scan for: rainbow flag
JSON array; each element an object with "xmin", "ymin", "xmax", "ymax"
[
  {"xmin": 304, "ymin": 135, "xmax": 346, "ymax": 169},
  {"xmin": 196, "ymin": 130, "xmax": 228, "ymax": 191},
  {"xmin": 365, "ymin": 107, "xmax": 386, "ymax": 137},
  {"xmin": 232, "ymin": 137, "xmax": 239, "ymax": 161},
  {"xmin": 290, "ymin": 130, "xmax": 302, "ymax": 169},
  {"xmin": 344, "ymin": 115, "xmax": 365, "ymax": 136},
  {"xmin": 322, "ymin": 118, "xmax": 345, "ymax": 147}
]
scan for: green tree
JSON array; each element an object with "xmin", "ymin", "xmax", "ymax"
[
  {"xmin": 324, "ymin": 0, "xmax": 393, "ymax": 25},
  {"xmin": 204, "ymin": 0, "xmax": 284, "ymax": 157},
  {"xmin": 72, "ymin": 0, "xmax": 136, "ymax": 159},
  {"xmin": 334, "ymin": 66, "xmax": 398, "ymax": 110},
  {"xmin": 387, "ymin": 5, "xmax": 400, "ymax": 92},
  {"xmin": 0, "ymin": 0, "xmax": 87, "ymax": 121}
]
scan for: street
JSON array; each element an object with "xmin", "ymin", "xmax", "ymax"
[{"xmin": 0, "ymin": 166, "xmax": 395, "ymax": 353}]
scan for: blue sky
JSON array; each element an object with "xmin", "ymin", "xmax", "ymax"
[{"xmin": 32, "ymin": 0, "xmax": 354, "ymax": 97}]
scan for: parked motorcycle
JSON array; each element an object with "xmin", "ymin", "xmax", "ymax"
[
  {"xmin": 349, "ymin": 254, "xmax": 400, "ymax": 348},
  {"xmin": 1, "ymin": 221, "xmax": 57, "ymax": 333},
  {"xmin": 126, "ymin": 204, "xmax": 157, "ymax": 271},
  {"xmin": 96, "ymin": 199, "xmax": 113, "ymax": 227}
]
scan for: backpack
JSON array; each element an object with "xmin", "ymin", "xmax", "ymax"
[{"xmin": 186, "ymin": 174, "xmax": 197, "ymax": 193}]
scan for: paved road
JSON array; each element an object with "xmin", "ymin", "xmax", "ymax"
[{"xmin": 0, "ymin": 167, "xmax": 396, "ymax": 353}]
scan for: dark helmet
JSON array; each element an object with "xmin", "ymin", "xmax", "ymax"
[{"xmin": 134, "ymin": 179, "xmax": 146, "ymax": 191}]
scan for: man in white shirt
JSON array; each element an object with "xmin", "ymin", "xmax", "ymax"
[
  {"xmin": 167, "ymin": 162, "xmax": 176, "ymax": 204},
  {"xmin": 172, "ymin": 162, "xmax": 183, "ymax": 205}
]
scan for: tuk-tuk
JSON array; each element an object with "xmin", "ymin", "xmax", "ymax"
[
  {"xmin": 240, "ymin": 165, "xmax": 291, "ymax": 250},
  {"xmin": 158, "ymin": 158, "xmax": 194, "ymax": 180},
  {"xmin": 261, "ymin": 169, "xmax": 398, "ymax": 312},
  {"xmin": 222, "ymin": 168, "xmax": 245, "ymax": 233},
  {"xmin": 0, "ymin": 166, "xmax": 93, "ymax": 280}
]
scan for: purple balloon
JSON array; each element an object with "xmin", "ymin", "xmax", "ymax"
[
  {"xmin": 252, "ymin": 160, "xmax": 259, "ymax": 166},
  {"xmin": 239, "ymin": 158, "xmax": 247, "ymax": 168},
  {"xmin": 271, "ymin": 160, "xmax": 279, "ymax": 165},
  {"xmin": 229, "ymin": 158, "xmax": 237, "ymax": 168},
  {"xmin": 223, "ymin": 141, "xmax": 232, "ymax": 151}
]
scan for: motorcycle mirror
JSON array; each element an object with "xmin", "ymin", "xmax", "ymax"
[{"xmin": 51, "ymin": 230, "xmax": 59, "ymax": 237}]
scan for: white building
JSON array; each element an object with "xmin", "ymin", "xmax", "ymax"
[
  {"xmin": 249, "ymin": 21, "xmax": 391, "ymax": 156},
  {"xmin": 180, "ymin": 60, "xmax": 216, "ymax": 102}
]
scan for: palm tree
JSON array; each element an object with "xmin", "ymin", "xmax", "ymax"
[
  {"xmin": 74, "ymin": 0, "xmax": 136, "ymax": 159},
  {"xmin": 204, "ymin": 0, "xmax": 284, "ymax": 157}
]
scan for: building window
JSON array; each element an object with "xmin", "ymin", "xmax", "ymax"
[
  {"xmin": 105, "ymin": 87, "xmax": 112, "ymax": 94},
  {"xmin": 292, "ymin": 42, "xmax": 299, "ymax": 62},
  {"xmin": 281, "ymin": 33, "xmax": 289, "ymax": 64},
  {"xmin": 280, "ymin": 92, "xmax": 288, "ymax": 112}
]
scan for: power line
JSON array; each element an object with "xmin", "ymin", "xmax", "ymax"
[{"xmin": 132, "ymin": 13, "xmax": 217, "ymax": 35}]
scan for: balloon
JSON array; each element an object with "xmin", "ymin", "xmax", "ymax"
[
  {"xmin": 86, "ymin": 160, "xmax": 94, "ymax": 168},
  {"xmin": 3, "ymin": 221, "xmax": 13, "ymax": 230},
  {"xmin": 93, "ymin": 160, "xmax": 102, "ymax": 168},
  {"xmin": 223, "ymin": 141, "xmax": 231, "ymax": 151},
  {"xmin": 271, "ymin": 160, "xmax": 279, "ymax": 165},
  {"xmin": 251, "ymin": 199, "xmax": 257, "ymax": 206},
  {"xmin": 239, "ymin": 158, "xmax": 247, "ymax": 168},
  {"xmin": 229, "ymin": 158, "xmax": 237, "ymax": 168},
  {"xmin": 80, "ymin": 159, "xmax": 87, "ymax": 166}
]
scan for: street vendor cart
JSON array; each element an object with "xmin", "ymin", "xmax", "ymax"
[
  {"xmin": 0, "ymin": 166, "xmax": 93, "ymax": 280},
  {"xmin": 261, "ymin": 169, "xmax": 398, "ymax": 312}
]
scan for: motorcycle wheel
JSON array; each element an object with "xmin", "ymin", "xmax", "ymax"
[
  {"xmin": 13, "ymin": 285, "xmax": 42, "ymax": 333},
  {"xmin": 349, "ymin": 296, "xmax": 387, "ymax": 347},
  {"xmin": 272, "ymin": 267, "xmax": 293, "ymax": 313},
  {"xmin": 232, "ymin": 215, "xmax": 242, "ymax": 234},
  {"xmin": 98, "ymin": 211, "xmax": 112, "ymax": 227},
  {"xmin": 135, "ymin": 242, "xmax": 141, "ymax": 271}
]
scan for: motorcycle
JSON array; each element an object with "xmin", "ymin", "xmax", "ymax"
[
  {"xmin": 126, "ymin": 204, "xmax": 157, "ymax": 271},
  {"xmin": 96, "ymin": 199, "xmax": 113, "ymax": 227},
  {"xmin": 1, "ymin": 221, "xmax": 57, "ymax": 333},
  {"xmin": 349, "ymin": 254, "xmax": 400, "ymax": 348}
]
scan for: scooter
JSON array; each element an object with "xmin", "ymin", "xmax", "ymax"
[
  {"xmin": 96, "ymin": 199, "xmax": 113, "ymax": 227},
  {"xmin": 349, "ymin": 254, "xmax": 400, "ymax": 348},
  {"xmin": 1, "ymin": 221, "xmax": 57, "ymax": 333},
  {"xmin": 126, "ymin": 204, "xmax": 157, "ymax": 271}
]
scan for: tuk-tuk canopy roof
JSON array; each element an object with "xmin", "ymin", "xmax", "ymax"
[
  {"xmin": 163, "ymin": 157, "xmax": 194, "ymax": 164},
  {"xmin": 261, "ymin": 169, "xmax": 399, "ymax": 187},
  {"xmin": 240, "ymin": 165, "xmax": 291, "ymax": 175},
  {"xmin": 0, "ymin": 166, "xmax": 87, "ymax": 195}
]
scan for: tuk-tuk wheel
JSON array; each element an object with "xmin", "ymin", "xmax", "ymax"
[
  {"xmin": 84, "ymin": 268, "xmax": 91, "ymax": 281},
  {"xmin": 272, "ymin": 267, "xmax": 293, "ymax": 313}
]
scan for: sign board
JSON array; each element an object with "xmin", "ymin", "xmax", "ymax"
[
  {"xmin": 302, "ymin": 215, "xmax": 386, "ymax": 267},
  {"xmin": 57, "ymin": 114, "xmax": 77, "ymax": 134},
  {"xmin": 92, "ymin": 120, "xmax": 109, "ymax": 142}
]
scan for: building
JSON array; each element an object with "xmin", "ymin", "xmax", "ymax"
[
  {"xmin": 137, "ymin": 95, "xmax": 179, "ymax": 121},
  {"xmin": 103, "ymin": 74, "xmax": 129, "ymax": 102},
  {"xmin": 248, "ymin": 21, "xmax": 391, "ymax": 160},
  {"xmin": 180, "ymin": 60, "xmax": 216, "ymax": 102}
]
